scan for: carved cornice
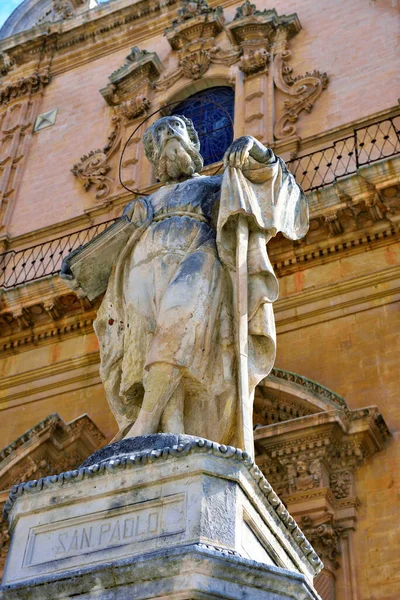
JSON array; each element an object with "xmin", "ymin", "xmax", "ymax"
[
  {"xmin": 165, "ymin": 0, "xmax": 225, "ymax": 52},
  {"xmin": 0, "ymin": 53, "xmax": 14, "ymax": 78},
  {"xmin": 226, "ymin": 2, "xmax": 300, "ymax": 79},
  {"xmin": 2, "ymin": 437, "xmax": 323, "ymax": 575},
  {"xmin": 254, "ymin": 373, "xmax": 390, "ymax": 584},
  {"xmin": 101, "ymin": 47, "xmax": 162, "ymax": 107},
  {"xmin": 0, "ymin": 67, "xmax": 50, "ymax": 105}
]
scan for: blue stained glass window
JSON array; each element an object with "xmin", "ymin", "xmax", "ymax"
[{"xmin": 171, "ymin": 86, "xmax": 235, "ymax": 166}]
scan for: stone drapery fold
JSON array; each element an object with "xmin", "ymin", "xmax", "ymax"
[{"xmin": 217, "ymin": 156, "xmax": 308, "ymax": 391}]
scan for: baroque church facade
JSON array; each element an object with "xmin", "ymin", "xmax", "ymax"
[{"xmin": 0, "ymin": 0, "xmax": 398, "ymax": 598}]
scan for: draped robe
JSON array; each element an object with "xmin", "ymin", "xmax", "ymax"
[{"xmin": 94, "ymin": 152, "xmax": 308, "ymax": 445}]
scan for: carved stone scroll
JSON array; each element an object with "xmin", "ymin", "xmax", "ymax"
[
  {"xmin": 71, "ymin": 114, "xmax": 122, "ymax": 201},
  {"xmin": 71, "ymin": 94, "xmax": 151, "ymax": 200},
  {"xmin": 272, "ymin": 26, "xmax": 328, "ymax": 140}
]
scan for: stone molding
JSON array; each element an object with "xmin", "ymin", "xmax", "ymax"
[
  {"xmin": 100, "ymin": 48, "xmax": 162, "ymax": 107},
  {"xmin": 155, "ymin": 0, "xmax": 241, "ymax": 89},
  {"xmin": 0, "ymin": 413, "xmax": 105, "ymax": 491},
  {"xmin": 2, "ymin": 436, "xmax": 324, "ymax": 574},
  {"xmin": 0, "ymin": 540, "xmax": 322, "ymax": 599}
]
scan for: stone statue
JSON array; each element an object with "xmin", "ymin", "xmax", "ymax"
[{"xmin": 62, "ymin": 115, "xmax": 308, "ymax": 453}]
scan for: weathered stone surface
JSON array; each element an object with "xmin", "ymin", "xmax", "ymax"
[
  {"xmin": 80, "ymin": 433, "xmax": 200, "ymax": 466},
  {"xmin": 0, "ymin": 544, "xmax": 321, "ymax": 599},
  {"xmin": 2, "ymin": 436, "xmax": 322, "ymax": 594}
]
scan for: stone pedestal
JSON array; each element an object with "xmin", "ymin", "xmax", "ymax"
[{"xmin": 0, "ymin": 435, "xmax": 323, "ymax": 599}]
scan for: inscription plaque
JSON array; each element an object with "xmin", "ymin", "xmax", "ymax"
[{"xmin": 24, "ymin": 494, "xmax": 186, "ymax": 568}]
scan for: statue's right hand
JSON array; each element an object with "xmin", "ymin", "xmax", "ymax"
[{"xmin": 223, "ymin": 136, "xmax": 254, "ymax": 169}]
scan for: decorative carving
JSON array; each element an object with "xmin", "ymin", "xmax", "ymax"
[
  {"xmin": 234, "ymin": 0, "xmax": 274, "ymax": 19},
  {"xmin": 0, "ymin": 68, "xmax": 50, "ymax": 106},
  {"xmin": 1, "ymin": 436, "xmax": 323, "ymax": 575},
  {"xmin": 330, "ymin": 470, "xmax": 352, "ymax": 499},
  {"xmin": 117, "ymin": 95, "xmax": 151, "ymax": 121},
  {"xmin": 172, "ymin": 0, "xmax": 215, "ymax": 24},
  {"xmin": 36, "ymin": 0, "xmax": 77, "ymax": 25},
  {"xmin": 273, "ymin": 28, "xmax": 328, "ymax": 139},
  {"xmin": 268, "ymin": 368, "xmax": 350, "ymax": 413},
  {"xmin": 290, "ymin": 455, "xmax": 322, "ymax": 492},
  {"xmin": 71, "ymin": 115, "xmax": 122, "ymax": 200},
  {"xmin": 301, "ymin": 515, "xmax": 342, "ymax": 569},
  {"xmin": 0, "ymin": 412, "xmax": 106, "ymax": 578},
  {"xmin": 239, "ymin": 48, "xmax": 269, "ymax": 75},
  {"xmin": 254, "ymin": 391, "xmax": 316, "ymax": 428},
  {"xmin": 325, "ymin": 212, "xmax": 343, "ymax": 235},
  {"xmin": 34, "ymin": 108, "xmax": 58, "ymax": 132},
  {"xmin": 165, "ymin": 0, "xmax": 224, "ymax": 49},
  {"xmin": 180, "ymin": 50, "xmax": 211, "ymax": 80}
]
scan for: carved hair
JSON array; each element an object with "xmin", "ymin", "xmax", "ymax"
[{"xmin": 143, "ymin": 115, "xmax": 201, "ymax": 164}]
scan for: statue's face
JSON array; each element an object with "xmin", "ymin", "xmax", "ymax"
[
  {"xmin": 152, "ymin": 116, "xmax": 192, "ymax": 153},
  {"xmin": 144, "ymin": 115, "xmax": 203, "ymax": 183}
]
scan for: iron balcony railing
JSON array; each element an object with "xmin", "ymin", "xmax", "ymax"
[
  {"xmin": 287, "ymin": 115, "xmax": 400, "ymax": 192},
  {"xmin": 0, "ymin": 115, "xmax": 399, "ymax": 290}
]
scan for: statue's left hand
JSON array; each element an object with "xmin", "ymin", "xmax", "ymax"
[
  {"xmin": 223, "ymin": 136, "xmax": 272, "ymax": 169},
  {"xmin": 123, "ymin": 197, "xmax": 152, "ymax": 227}
]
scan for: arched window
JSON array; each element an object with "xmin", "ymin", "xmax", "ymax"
[{"xmin": 171, "ymin": 86, "xmax": 234, "ymax": 166}]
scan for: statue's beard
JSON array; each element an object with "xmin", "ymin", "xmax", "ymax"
[{"xmin": 155, "ymin": 138, "xmax": 203, "ymax": 183}]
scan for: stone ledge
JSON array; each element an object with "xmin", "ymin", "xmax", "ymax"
[{"xmin": 0, "ymin": 543, "xmax": 321, "ymax": 600}]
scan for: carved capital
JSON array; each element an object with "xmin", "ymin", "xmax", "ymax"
[
  {"xmin": 301, "ymin": 515, "xmax": 342, "ymax": 570},
  {"xmin": 239, "ymin": 48, "xmax": 269, "ymax": 75}
]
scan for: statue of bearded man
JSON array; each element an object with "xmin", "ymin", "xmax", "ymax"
[{"xmin": 62, "ymin": 115, "xmax": 308, "ymax": 449}]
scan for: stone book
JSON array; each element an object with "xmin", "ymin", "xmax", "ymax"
[{"xmin": 60, "ymin": 215, "xmax": 134, "ymax": 301}]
